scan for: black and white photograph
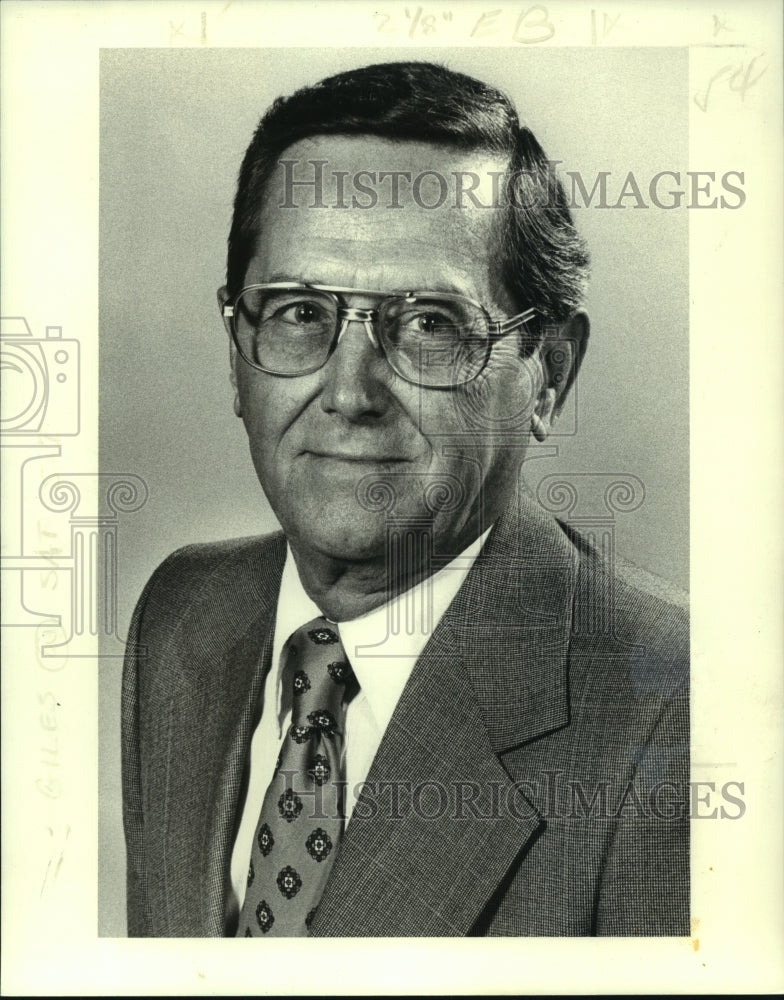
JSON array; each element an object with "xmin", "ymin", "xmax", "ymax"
[
  {"xmin": 102, "ymin": 46, "xmax": 692, "ymax": 940},
  {"xmin": 2, "ymin": 1, "xmax": 782, "ymax": 994}
]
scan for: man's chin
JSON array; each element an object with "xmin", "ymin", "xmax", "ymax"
[{"xmin": 291, "ymin": 517, "xmax": 390, "ymax": 564}]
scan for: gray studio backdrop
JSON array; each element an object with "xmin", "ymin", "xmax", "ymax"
[{"xmin": 99, "ymin": 47, "xmax": 688, "ymax": 935}]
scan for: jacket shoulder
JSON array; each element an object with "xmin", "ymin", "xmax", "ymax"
[
  {"xmin": 150, "ymin": 531, "xmax": 284, "ymax": 579},
  {"xmin": 565, "ymin": 526, "xmax": 689, "ymax": 642},
  {"xmin": 146, "ymin": 531, "xmax": 284, "ymax": 593},
  {"xmin": 563, "ymin": 525, "xmax": 689, "ymax": 705},
  {"xmin": 131, "ymin": 532, "xmax": 286, "ymax": 657},
  {"xmin": 612, "ymin": 554, "xmax": 689, "ymax": 650},
  {"xmin": 614, "ymin": 553, "xmax": 688, "ymax": 612}
]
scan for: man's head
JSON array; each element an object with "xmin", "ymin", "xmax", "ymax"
[
  {"xmin": 225, "ymin": 61, "xmax": 588, "ymax": 322},
  {"xmin": 218, "ymin": 62, "xmax": 590, "ymax": 591}
]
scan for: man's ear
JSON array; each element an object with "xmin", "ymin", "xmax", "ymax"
[
  {"xmin": 532, "ymin": 310, "xmax": 590, "ymax": 440},
  {"xmin": 217, "ymin": 286, "xmax": 242, "ymax": 418}
]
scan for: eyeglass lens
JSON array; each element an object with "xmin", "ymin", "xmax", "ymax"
[{"xmin": 233, "ymin": 287, "xmax": 492, "ymax": 386}]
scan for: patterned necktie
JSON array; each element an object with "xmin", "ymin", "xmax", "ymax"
[{"xmin": 237, "ymin": 616, "xmax": 357, "ymax": 937}]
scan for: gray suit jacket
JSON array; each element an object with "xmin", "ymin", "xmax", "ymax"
[{"xmin": 122, "ymin": 490, "xmax": 689, "ymax": 936}]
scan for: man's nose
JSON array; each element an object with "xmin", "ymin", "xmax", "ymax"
[{"xmin": 319, "ymin": 316, "xmax": 391, "ymax": 421}]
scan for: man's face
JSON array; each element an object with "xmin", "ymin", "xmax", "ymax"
[{"xmin": 223, "ymin": 135, "xmax": 550, "ymax": 569}]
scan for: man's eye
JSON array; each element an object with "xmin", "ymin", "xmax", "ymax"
[
  {"xmin": 411, "ymin": 312, "xmax": 456, "ymax": 335},
  {"xmin": 284, "ymin": 301, "xmax": 323, "ymax": 325}
]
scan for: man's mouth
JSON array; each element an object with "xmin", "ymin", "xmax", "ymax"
[{"xmin": 305, "ymin": 450, "xmax": 409, "ymax": 464}]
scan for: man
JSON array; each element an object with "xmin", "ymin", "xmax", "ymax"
[{"xmin": 122, "ymin": 61, "xmax": 688, "ymax": 937}]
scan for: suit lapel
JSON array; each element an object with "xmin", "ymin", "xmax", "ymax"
[
  {"xmin": 313, "ymin": 489, "xmax": 578, "ymax": 936},
  {"xmin": 158, "ymin": 537, "xmax": 285, "ymax": 936},
  {"xmin": 199, "ymin": 615, "xmax": 276, "ymax": 935},
  {"xmin": 312, "ymin": 625, "xmax": 543, "ymax": 936},
  {"xmin": 453, "ymin": 485, "xmax": 578, "ymax": 751}
]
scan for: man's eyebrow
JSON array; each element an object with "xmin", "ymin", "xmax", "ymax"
[
  {"xmin": 258, "ymin": 274, "xmax": 480, "ymax": 297},
  {"xmin": 264, "ymin": 273, "xmax": 325, "ymax": 285}
]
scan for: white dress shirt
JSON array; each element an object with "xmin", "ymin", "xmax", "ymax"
[{"xmin": 227, "ymin": 527, "xmax": 492, "ymax": 917}]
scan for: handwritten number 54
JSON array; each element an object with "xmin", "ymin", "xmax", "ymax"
[{"xmin": 694, "ymin": 55, "xmax": 767, "ymax": 112}]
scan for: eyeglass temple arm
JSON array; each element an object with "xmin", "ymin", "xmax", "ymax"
[{"xmin": 493, "ymin": 307, "xmax": 537, "ymax": 336}]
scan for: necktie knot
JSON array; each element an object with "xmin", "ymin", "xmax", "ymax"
[{"xmin": 285, "ymin": 617, "xmax": 358, "ymax": 731}]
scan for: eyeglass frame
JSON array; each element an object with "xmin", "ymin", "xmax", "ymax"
[{"xmin": 222, "ymin": 281, "xmax": 539, "ymax": 389}]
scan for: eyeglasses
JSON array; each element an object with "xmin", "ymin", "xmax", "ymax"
[{"xmin": 223, "ymin": 282, "xmax": 538, "ymax": 388}]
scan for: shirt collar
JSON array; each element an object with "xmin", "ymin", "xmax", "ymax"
[{"xmin": 272, "ymin": 527, "xmax": 493, "ymax": 733}]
